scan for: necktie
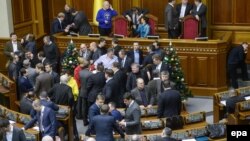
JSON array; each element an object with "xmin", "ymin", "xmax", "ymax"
[
  {"xmin": 40, "ymin": 111, "xmax": 44, "ymax": 132},
  {"xmin": 140, "ymin": 90, "xmax": 148, "ymax": 107}
]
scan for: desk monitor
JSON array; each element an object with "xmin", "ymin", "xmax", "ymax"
[
  {"xmin": 88, "ymin": 34, "xmax": 100, "ymax": 37},
  {"xmin": 147, "ymin": 35, "xmax": 160, "ymax": 39}
]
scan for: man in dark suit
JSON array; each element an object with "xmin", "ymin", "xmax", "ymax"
[
  {"xmin": 87, "ymin": 64, "xmax": 106, "ymax": 105},
  {"xmin": 176, "ymin": 0, "xmax": 193, "ymax": 36},
  {"xmin": 89, "ymin": 42, "xmax": 102, "ymax": 64},
  {"xmin": 48, "ymin": 75, "xmax": 74, "ymax": 107},
  {"xmin": 0, "ymin": 119, "xmax": 26, "ymax": 141},
  {"xmin": 79, "ymin": 43, "xmax": 92, "ymax": 61},
  {"xmin": 51, "ymin": 12, "xmax": 65, "ymax": 35},
  {"xmin": 111, "ymin": 38, "xmax": 122, "ymax": 57},
  {"xmin": 63, "ymin": 4, "xmax": 73, "ymax": 26},
  {"xmin": 86, "ymin": 104, "xmax": 125, "ymax": 141},
  {"xmin": 43, "ymin": 36, "xmax": 59, "ymax": 71},
  {"xmin": 24, "ymin": 99, "xmax": 57, "ymax": 139},
  {"xmin": 118, "ymin": 49, "xmax": 133, "ymax": 73},
  {"xmin": 111, "ymin": 62, "xmax": 127, "ymax": 107},
  {"xmin": 45, "ymin": 63, "xmax": 60, "ymax": 84},
  {"xmin": 88, "ymin": 95, "xmax": 105, "ymax": 123},
  {"xmin": 192, "ymin": 0, "xmax": 207, "ymax": 37},
  {"xmin": 119, "ymin": 93, "xmax": 141, "ymax": 135},
  {"xmin": 37, "ymin": 51, "xmax": 49, "ymax": 66},
  {"xmin": 20, "ymin": 92, "xmax": 35, "ymax": 115},
  {"xmin": 98, "ymin": 38, "xmax": 107, "ymax": 55},
  {"xmin": 161, "ymin": 127, "xmax": 178, "ymax": 141},
  {"xmin": 165, "ymin": 0, "xmax": 179, "ymax": 39},
  {"xmin": 103, "ymin": 69, "xmax": 119, "ymax": 104},
  {"xmin": 126, "ymin": 63, "xmax": 149, "ymax": 91},
  {"xmin": 143, "ymin": 45, "xmax": 155, "ymax": 67},
  {"xmin": 23, "ymin": 59, "xmax": 37, "ymax": 87},
  {"xmin": 127, "ymin": 42, "xmax": 144, "ymax": 65},
  {"xmin": 39, "ymin": 91, "xmax": 59, "ymax": 112},
  {"xmin": 131, "ymin": 78, "xmax": 155, "ymax": 109},
  {"xmin": 157, "ymin": 80, "xmax": 182, "ymax": 118},
  {"xmin": 18, "ymin": 68, "xmax": 34, "ymax": 98},
  {"xmin": 34, "ymin": 63, "xmax": 54, "ymax": 96},
  {"xmin": 123, "ymin": 7, "xmax": 149, "ymax": 36},
  {"xmin": 65, "ymin": 9, "xmax": 92, "ymax": 35},
  {"xmin": 4, "ymin": 32, "xmax": 24, "ymax": 60},
  {"xmin": 152, "ymin": 54, "xmax": 170, "ymax": 73},
  {"xmin": 78, "ymin": 61, "xmax": 92, "ymax": 125},
  {"xmin": 108, "ymin": 102, "xmax": 123, "ymax": 121},
  {"xmin": 227, "ymin": 42, "xmax": 249, "ymax": 88}
]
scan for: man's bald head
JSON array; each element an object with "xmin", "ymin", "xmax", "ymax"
[{"xmin": 103, "ymin": 1, "xmax": 110, "ymax": 10}]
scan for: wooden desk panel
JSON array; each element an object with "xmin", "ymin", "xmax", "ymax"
[{"xmin": 54, "ymin": 34, "xmax": 230, "ymax": 96}]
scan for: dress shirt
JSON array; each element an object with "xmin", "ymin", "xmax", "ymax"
[
  {"xmin": 139, "ymin": 89, "xmax": 148, "ymax": 107},
  {"xmin": 6, "ymin": 124, "xmax": 14, "ymax": 141},
  {"xmin": 121, "ymin": 56, "xmax": 127, "ymax": 68},
  {"xmin": 169, "ymin": 3, "xmax": 174, "ymax": 8},
  {"xmin": 132, "ymin": 14, "xmax": 139, "ymax": 25},
  {"xmin": 58, "ymin": 18, "xmax": 62, "ymax": 29},
  {"xmin": 106, "ymin": 77, "xmax": 112, "ymax": 83},
  {"xmin": 134, "ymin": 50, "xmax": 140, "ymax": 64},
  {"xmin": 12, "ymin": 41, "xmax": 18, "ymax": 52},
  {"xmin": 94, "ymin": 54, "xmax": 118, "ymax": 69},
  {"xmin": 156, "ymin": 62, "xmax": 162, "ymax": 71},
  {"xmin": 180, "ymin": 4, "xmax": 187, "ymax": 18},
  {"xmin": 196, "ymin": 3, "xmax": 202, "ymax": 12}
]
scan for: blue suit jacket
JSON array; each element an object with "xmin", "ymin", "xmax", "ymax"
[
  {"xmin": 88, "ymin": 103, "xmax": 100, "ymax": 123},
  {"xmin": 86, "ymin": 115, "xmax": 124, "ymax": 141},
  {"xmin": 18, "ymin": 76, "xmax": 33, "ymax": 94},
  {"xmin": 110, "ymin": 109, "xmax": 123, "ymax": 121},
  {"xmin": 25, "ymin": 107, "xmax": 57, "ymax": 138},
  {"xmin": 30, "ymin": 99, "xmax": 59, "ymax": 118}
]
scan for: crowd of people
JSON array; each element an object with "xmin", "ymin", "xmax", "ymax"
[{"xmin": 1, "ymin": 29, "xmax": 183, "ymax": 141}]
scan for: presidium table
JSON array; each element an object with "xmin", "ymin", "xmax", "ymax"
[{"xmin": 54, "ymin": 33, "xmax": 231, "ymax": 96}]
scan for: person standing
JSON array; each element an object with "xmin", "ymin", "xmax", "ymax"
[
  {"xmin": 86, "ymin": 104, "xmax": 124, "ymax": 141},
  {"xmin": 4, "ymin": 32, "xmax": 24, "ymax": 60},
  {"xmin": 119, "ymin": 93, "xmax": 142, "ymax": 135},
  {"xmin": 192, "ymin": 0, "xmax": 207, "ymax": 37},
  {"xmin": 228, "ymin": 42, "xmax": 249, "ymax": 88},
  {"xmin": 51, "ymin": 12, "xmax": 65, "ymax": 35},
  {"xmin": 43, "ymin": 36, "xmax": 59, "ymax": 71},
  {"xmin": 96, "ymin": 1, "xmax": 118, "ymax": 36},
  {"xmin": 165, "ymin": 0, "xmax": 179, "ymax": 39}
]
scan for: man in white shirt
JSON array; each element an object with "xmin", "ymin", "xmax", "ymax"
[
  {"xmin": 0, "ymin": 119, "xmax": 26, "ymax": 141},
  {"xmin": 94, "ymin": 48, "xmax": 118, "ymax": 69}
]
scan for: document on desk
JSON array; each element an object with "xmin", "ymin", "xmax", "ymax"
[
  {"xmin": 220, "ymin": 100, "xmax": 226, "ymax": 106},
  {"xmin": 245, "ymin": 96, "xmax": 250, "ymax": 100}
]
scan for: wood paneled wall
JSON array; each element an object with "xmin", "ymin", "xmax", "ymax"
[{"xmin": 210, "ymin": 0, "xmax": 250, "ymax": 44}]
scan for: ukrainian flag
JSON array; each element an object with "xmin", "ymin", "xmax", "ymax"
[{"xmin": 93, "ymin": 0, "xmax": 105, "ymax": 25}]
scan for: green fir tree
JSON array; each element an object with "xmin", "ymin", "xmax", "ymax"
[
  {"xmin": 163, "ymin": 42, "xmax": 193, "ymax": 100},
  {"xmin": 61, "ymin": 40, "xmax": 79, "ymax": 73}
]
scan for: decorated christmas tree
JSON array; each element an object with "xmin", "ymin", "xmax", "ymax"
[
  {"xmin": 61, "ymin": 40, "xmax": 79, "ymax": 73},
  {"xmin": 163, "ymin": 42, "xmax": 193, "ymax": 100}
]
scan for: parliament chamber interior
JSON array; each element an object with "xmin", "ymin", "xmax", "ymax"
[{"xmin": 0, "ymin": 0, "xmax": 250, "ymax": 141}]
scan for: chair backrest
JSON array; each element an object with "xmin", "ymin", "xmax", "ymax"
[
  {"xmin": 112, "ymin": 15, "xmax": 129, "ymax": 37},
  {"xmin": 145, "ymin": 14, "xmax": 158, "ymax": 35},
  {"xmin": 182, "ymin": 15, "xmax": 199, "ymax": 39}
]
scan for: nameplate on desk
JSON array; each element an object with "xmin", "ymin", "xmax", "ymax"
[
  {"xmin": 88, "ymin": 34, "xmax": 100, "ymax": 37},
  {"xmin": 114, "ymin": 34, "xmax": 124, "ymax": 38}
]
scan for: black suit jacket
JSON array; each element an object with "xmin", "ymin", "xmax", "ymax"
[
  {"xmin": 123, "ymin": 8, "xmax": 149, "ymax": 25},
  {"xmin": 124, "ymin": 101, "xmax": 142, "ymax": 135},
  {"xmin": 127, "ymin": 50, "xmax": 144, "ymax": 65},
  {"xmin": 86, "ymin": 115, "xmax": 124, "ymax": 141},
  {"xmin": 34, "ymin": 72, "xmax": 53, "ymax": 96},
  {"xmin": 161, "ymin": 137, "xmax": 178, "ymax": 141},
  {"xmin": 48, "ymin": 83, "xmax": 74, "ymax": 107},
  {"xmin": 143, "ymin": 52, "xmax": 155, "ymax": 67},
  {"xmin": 131, "ymin": 86, "xmax": 155, "ymax": 106},
  {"xmin": 43, "ymin": 42, "xmax": 59, "ymax": 64},
  {"xmin": 79, "ymin": 69, "xmax": 92, "ymax": 98},
  {"xmin": 51, "ymin": 18, "xmax": 65, "ymax": 35},
  {"xmin": 157, "ymin": 89, "xmax": 182, "ymax": 118},
  {"xmin": 4, "ymin": 41, "xmax": 24, "ymax": 59},
  {"xmin": 176, "ymin": 3, "xmax": 193, "ymax": 18},
  {"xmin": 113, "ymin": 70, "xmax": 127, "ymax": 107},
  {"xmin": 102, "ymin": 78, "xmax": 119, "ymax": 104},
  {"xmin": 113, "ymin": 45, "xmax": 122, "ymax": 57},
  {"xmin": 87, "ymin": 72, "xmax": 106, "ymax": 102},
  {"xmin": 126, "ymin": 71, "xmax": 148, "ymax": 92},
  {"xmin": 91, "ymin": 49, "xmax": 102, "ymax": 62},
  {"xmin": 20, "ymin": 97, "xmax": 33, "ymax": 115},
  {"xmin": 192, "ymin": 4, "xmax": 207, "ymax": 28},
  {"xmin": 165, "ymin": 4, "xmax": 179, "ymax": 30},
  {"xmin": 228, "ymin": 45, "xmax": 245, "ymax": 65},
  {"xmin": 3, "ymin": 127, "xmax": 26, "ymax": 141},
  {"xmin": 153, "ymin": 62, "xmax": 170, "ymax": 73},
  {"xmin": 118, "ymin": 56, "xmax": 133, "ymax": 73},
  {"xmin": 88, "ymin": 103, "xmax": 100, "ymax": 123},
  {"xmin": 71, "ymin": 11, "xmax": 92, "ymax": 35}
]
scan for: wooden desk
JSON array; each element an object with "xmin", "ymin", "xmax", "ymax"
[{"xmin": 54, "ymin": 33, "xmax": 230, "ymax": 96}]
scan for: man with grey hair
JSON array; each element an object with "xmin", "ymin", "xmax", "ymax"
[
  {"xmin": 48, "ymin": 75, "xmax": 74, "ymax": 107},
  {"xmin": 161, "ymin": 127, "xmax": 177, "ymax": 141},
  {"xmin": 51, "ymin": 12, "xmax": 65, "ymax": 35}
]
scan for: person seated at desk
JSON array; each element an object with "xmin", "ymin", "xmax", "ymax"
[
  {"xmin": 123, "ymin": 7, "xmax": 149, "ymax": 37},
  {"xmin": 136, "ymin": 16, "xmax": 150, "ymax": 38},
  {"xmin": 94, "ymin": 48, "xmax": 118, "ymax": 69},
  {"xmin": 65, "ymin": 9, "xmax": 92, "ymax": 35},
  {"xmin": 20, "ymin": 91, "xmax": 35, "ymax": 115},
  {"xmin": 0, "ymin": 119, "xmax": 26, "ymax": 141}
]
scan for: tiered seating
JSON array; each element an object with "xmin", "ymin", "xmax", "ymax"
[
  {"xmin": 0, "ymin": 72, "xmax": 18, "ymax": 111},
  {"xmin": 228, "ymin": 100, "xmax": 250, "ymax": 125},
  {"xmin": 0, "ymin": 104, "xmax": 74, "ymax": 141}
]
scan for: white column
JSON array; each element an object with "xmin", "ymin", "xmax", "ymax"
[{"xmin": 0, "ymin": 0, "xmax": 14, "ymax": 37}]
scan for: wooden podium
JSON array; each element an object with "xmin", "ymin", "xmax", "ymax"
[{"xmin": 53, "ymin": 33, "xmax": 231, "ymax": 96}]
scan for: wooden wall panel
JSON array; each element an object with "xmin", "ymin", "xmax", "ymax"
[
  {"xmin": 197, "ymin": 57, "xmax": 208, "ymax": 86},
  {"xmin": 0, "ymin": 38, "xmax": 10, "ymax": 75},
  {"xmin": 72, "ymin": 0, "xmax": 94, "ymax": 21},
  {"xmin": 119, "ymin": 0, "xmax": 132, "ymax": 15},
  {"xmin": 211, "ymin": 0, "xmax": 232, "ymax": 24},
  {"xmin": 22, "ymin": 0, "xmax": 32, "ymax": 22},
  {"xmin": 234, "ymin": 0, "xmax": 250, "ymax": 24},
  {"xmin": 12, "ymin": 0, "xmax": 23, "ymax": 24},
  {"xmin": 179, "ymin": 56, "xmax": 188, "ymax": 83}
]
